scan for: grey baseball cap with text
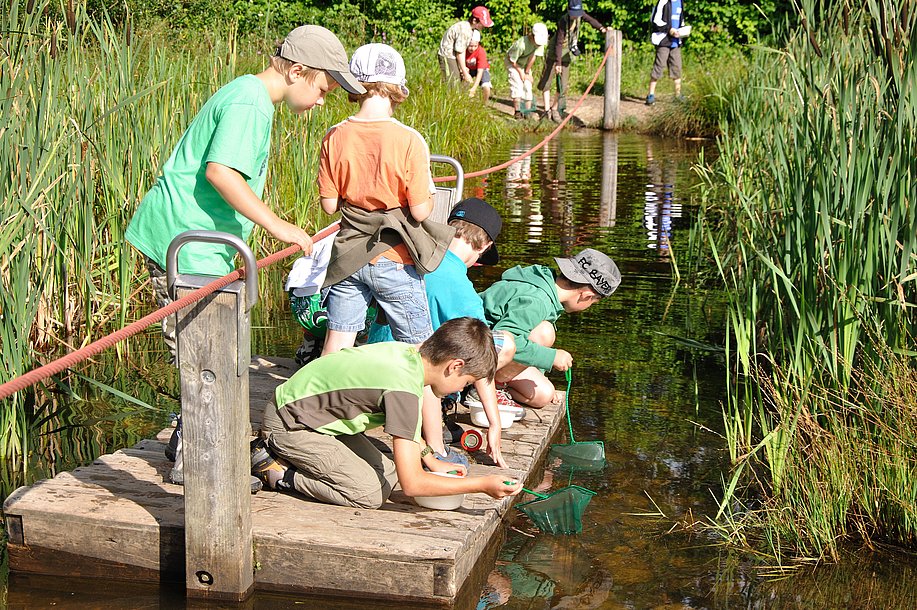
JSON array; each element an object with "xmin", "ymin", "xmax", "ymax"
[
  {"xmin": 555, "ymin": 248, "xmax": 621, "ymax": 297},
  {"xmin": 277, "ymin": 25, "xmax": 366, "ymax": 95}
]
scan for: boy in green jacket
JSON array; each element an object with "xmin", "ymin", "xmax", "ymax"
[{"xmin": 480, "ymin": 248, "xmax": 620, "ymax": 407}]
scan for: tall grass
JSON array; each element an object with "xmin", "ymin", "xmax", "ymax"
[
  {"xmin": 0, "ymin": 0, "xmax": 517, "ymax": 468},
  {"xmin": 692, "ymin": 0, "xmax": 917, "ymax": 561}
]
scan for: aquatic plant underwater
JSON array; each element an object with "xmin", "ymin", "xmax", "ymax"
[{"xmin": 690, "ymin": 0, "xmax": 917, "ymax": 563}]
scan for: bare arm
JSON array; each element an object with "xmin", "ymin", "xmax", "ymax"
[
  {"xmin": 454, "ymin": 50, "xmax": 471, "ymax": 81},
  {"xmin": 392, "ymin": 437, "xmax": 521, "ymax": 498},
  {"xmin": 475, "ymin": 378, "xmax": 508, "ymax": 468},
  {"xmin": 409, "ymin": 196, "xmax": 434, "ymax": 222},
  {"xmin": 320, "ymin": 196, "xmax": 341, "ymax": 215},
  {"xmin": 206, "ymin": 162, "xmax": 313, "ymax": 254}
]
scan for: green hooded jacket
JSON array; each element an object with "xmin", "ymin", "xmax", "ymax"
[{"xmin": 480, "ymin": 265, "xmax": 563, "ymax": 371}]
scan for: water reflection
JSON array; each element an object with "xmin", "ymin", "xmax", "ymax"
[{"xmin": 643, "ymin": 138, "xmax": 684, "ymax": 258}]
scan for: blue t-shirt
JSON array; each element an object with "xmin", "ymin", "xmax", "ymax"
[
  {"xmin": 670, "ymin": 0, "xmax": 683, "ymax": 47},
  {"xmin": 368, "ymin": 250, "xmax": 485, "ymax": 342}
]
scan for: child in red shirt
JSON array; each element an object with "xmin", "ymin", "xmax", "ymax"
[{"xmin": 465, "ymin": 30, "xmax": 491, "ymax": 104}]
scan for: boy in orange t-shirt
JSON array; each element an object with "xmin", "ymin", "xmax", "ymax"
[{"xmin": 318, "ymin": 43, "xmax": 448, "ymax": 355}]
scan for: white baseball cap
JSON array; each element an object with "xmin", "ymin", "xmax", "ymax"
[
  {"xmin": 349, "ymin": 43, "xmax": 409, "ymax": 95},
  {"xmin": 533, "ymin": 23, "xmax": 549, "ymax": 46}
]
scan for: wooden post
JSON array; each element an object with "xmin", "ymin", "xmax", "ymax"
[
  {"xmin": 603, "ymin": 29, "xmax": 622, "ymax": 130},
  {"xmin": 169, "ymin": 232, "xmax": 257, "ymax": 602}
]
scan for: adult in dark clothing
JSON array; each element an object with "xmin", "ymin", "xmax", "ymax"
[
  {"xmin": 537, "ymin": 0, "xmax": 607, "ymax": 122},
  {"xmin": 645, "ymin": 0, "xmax": 688, "ymax": 105}
]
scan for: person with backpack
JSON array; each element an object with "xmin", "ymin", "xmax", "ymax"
[{"xmin": 645, "ymin": 0, "xmax": 688, "ymax": 105}]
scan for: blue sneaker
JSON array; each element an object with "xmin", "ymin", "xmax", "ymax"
[{"xmin": 645, "ymin": 94, "xmax": 656, "ymax": 106}]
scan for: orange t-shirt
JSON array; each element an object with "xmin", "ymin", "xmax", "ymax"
[{"xmin": 318, "ymin": 117, "xmax": 436, "ymax": 264}]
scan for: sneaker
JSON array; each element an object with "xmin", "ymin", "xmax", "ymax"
[
  {"xmin": 495, "ymin": 389, "xmax": 526, "ymax": 421},
  {"xmin": 164, "ymin": 415, "xmax": 182, "ymax": 462},
  {"xmin": 463, "ymin": 387, "xmax": 483, "ymax": 408},
  {"xmin": 513, "ymin": 110, "xmax": 524, "ymax": 120},
  {"xmin": 251, "ymin": 438, "xmax": 286, "ymax": 490},
  {"xmin": 166, "ymin": 431, "xmax": 261, "ymax": 492},
  {"xmin": 441, "ymin": 397, "xmax": 465, "ymax": 445},
  {"xmin": 675, "ymin": 94, "xmax": 686, "ymax": 102},
  {"xmin": 645, "ymin": 94, "xmax": 656, "ymax": 106}
]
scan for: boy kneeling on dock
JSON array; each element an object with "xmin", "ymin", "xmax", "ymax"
[{"xmin": 254, "ymin": 318, "xmax": 523, "ymax": 509}]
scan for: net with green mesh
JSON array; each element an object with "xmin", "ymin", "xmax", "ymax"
[
  {"xmin": 516, "ymin": 485, "xmax": 597, "ymax": 535},
  {"xmin": 550, "ymin": 369, "xmax": 606, "ymax": 467}
]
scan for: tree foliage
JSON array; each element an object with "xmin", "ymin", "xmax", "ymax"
[{"xmin": 115, "ymin": 0, "xmax": 793, "ymax": 51}]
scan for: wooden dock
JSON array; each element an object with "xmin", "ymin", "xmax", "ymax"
[{"xmin": 3, "ymin": 356, "xmax": 564, "ymax": 606}]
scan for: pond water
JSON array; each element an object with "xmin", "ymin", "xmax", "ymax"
[{"xmin": 4, "ymin": 131, "xmax": 917, "ymax": 609}]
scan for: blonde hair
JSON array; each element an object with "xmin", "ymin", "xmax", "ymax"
[
  {"xmin": 449, "ymin": 219, "xmax": 491, "ymax": 252},
  {"xmin": 348, "ymin": 81, "xmax": 408, "ymax": 107},
  {"xmin": 270, "ymin": 54, "xmax": 324, "ymax": 83}
]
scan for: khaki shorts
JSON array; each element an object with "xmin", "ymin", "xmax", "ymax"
[
  {"xmin": 439, "ymin": 55, "xmax": 462, "ymax": 81},
  {"xmin": 261, "ymin": 404, "xmax": 398, "ymax": 509},
  {"xmin": 145, "ymin": 257, "xmax": 177, "ymax": 362},
  {"xmin": 651, "ymin": 45, "xmax": 682, "ymax": 80},
  {"xmin": 505, "ymin": 58, "xmax": 533, "ymax": 101}
]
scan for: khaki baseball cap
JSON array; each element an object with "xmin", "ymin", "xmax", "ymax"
[{"xmin": 277, "ymin": 25, "xmax": 366, "ymax": 95}]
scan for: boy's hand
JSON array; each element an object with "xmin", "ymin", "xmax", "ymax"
[
  {"xmin": 486, "ymin": 426, "xmax": 508, "ymax": 468},
  {"xmin": 480, "ymin": 475, "xmax": 523, "ymax": 499},
  {"xmin": 270, "ymin": 220, "xmax": 314, "ymax": 256},
  {"xmin": 552, "ymin": 349, "xmax": 573, "ymax": 371},
  {"xmin": 428, "ymin": 457, "xmax": 467, "ymax": 477}
]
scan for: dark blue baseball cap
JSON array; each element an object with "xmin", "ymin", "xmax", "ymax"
[
  {"xmin": 568, "ymin": 0, "xmax": 585, "ymax": 17},
  {"xmin": 448, "ymin": 198, "xmax": 502, "ymax": 265}
]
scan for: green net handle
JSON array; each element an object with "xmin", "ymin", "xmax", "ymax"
[{"xmin": 564, "ymin": 368, "xmax": 576, "ymax": 443}]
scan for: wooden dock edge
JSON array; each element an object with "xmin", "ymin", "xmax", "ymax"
[{"xmin": 2, "ymin": 357, "xmax": 566, "ymax": 606}]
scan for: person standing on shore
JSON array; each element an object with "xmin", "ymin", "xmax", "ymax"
[
  {"xmin": 538, "ymin": 0, "xmax": 607, "ymax": 122},
  {"xmin": 438, "ymin": 6, "xmax": 494, "ymax": 84},
  {"xmin": 505, "ymin": 23, "xmax": 550, "ymax": 119},
  {"xmin": 645, "ymin": 0, "xmax": 687, "ymax": 105}
]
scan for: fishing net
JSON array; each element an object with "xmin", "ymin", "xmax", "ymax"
[
  {"xmin": 516, "ymin": 485, "xmax": 597, "ymax": 535},
  {"xmin": 550, "ymin": 369, "xmax": 606, "ymax": 467}
]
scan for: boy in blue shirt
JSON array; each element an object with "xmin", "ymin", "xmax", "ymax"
[{"xmin": 368, "ymin": 198, "xmax": 515, "ymax": 468}]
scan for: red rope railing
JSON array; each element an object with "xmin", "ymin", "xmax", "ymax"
[{"xmin": 0, "ymin": 43, "xmax": 615, "ymax": 401}]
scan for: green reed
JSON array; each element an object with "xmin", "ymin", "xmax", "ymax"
[
  {"xmin": 0, "ymin": 0, "xmax": 517, "ymax": 467},
  {"xmin": 692, "ymin": 0, "xmax": 917, "ymax": 561}
]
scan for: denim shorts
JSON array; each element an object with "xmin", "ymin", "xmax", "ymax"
[{"xmin": 324, "ymin": 257, "xmax": 433, "ymax": 343}]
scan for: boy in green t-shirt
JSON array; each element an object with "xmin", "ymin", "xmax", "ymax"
[
  {"xmin": 254, "ymin": 317, "xmax": 523, "ymax": 509},
  {"xmin": 126, "ymin": 25, "xmax": 365, "ymax": 358},
  {"xmin": 481, "ymin": 248, "xmax": 621, "ymax": 407}
]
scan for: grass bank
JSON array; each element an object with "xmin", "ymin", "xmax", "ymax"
[
  {"xmin": 0, "ymin": 0, "xmax": 519, "ymax": 466},
  {"xmin": 688, "ymin": 0, "xmax": 917, "ymax": 562}
]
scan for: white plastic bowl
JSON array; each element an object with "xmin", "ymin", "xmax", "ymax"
[
  {"xmin": 413, "ymin": 471, "xmax": 465, "ymax": 510},
  {"xmin": 469, "ymin": 403, "xmax": 515, "ymax": 429}
]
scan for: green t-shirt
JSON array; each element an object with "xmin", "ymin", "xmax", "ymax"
[
  {"xmin": 125, "ymin": 75, "xmax": 274, "ymax": 277},
  {"xmin": 506, "ymin": 36, "xmax": 545, "ymax": 66},
  {"xmin": 273, "ymin": 342, "xmax": 425, "ymax": 442}
]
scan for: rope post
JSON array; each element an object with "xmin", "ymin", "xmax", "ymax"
[
  {"xmin": 603, "ymin": 29, "xmax": 622, "ymax": 130},
  {"xmin": 167, "ymin": 231, "xmax": 257, "ymax": 602}
]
